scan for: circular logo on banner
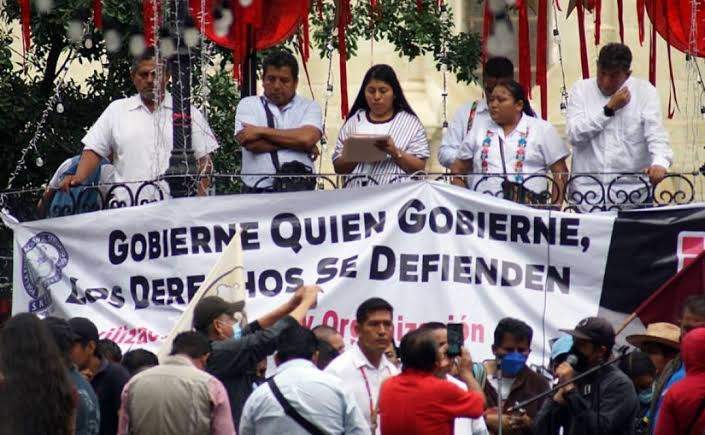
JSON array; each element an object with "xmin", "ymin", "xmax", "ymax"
[{"xmin": 21, "ymin": 232, "xmax": 69, "ymax": 313}]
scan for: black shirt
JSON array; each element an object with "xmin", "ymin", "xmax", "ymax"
[{"xmin": 90, "ymin": 358, "xmax": 130, "ymax": 435}]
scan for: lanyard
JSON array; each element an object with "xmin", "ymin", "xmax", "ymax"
[{"xmin": 359, "ymin": 367, "xmax": 375, "ymax": 417}]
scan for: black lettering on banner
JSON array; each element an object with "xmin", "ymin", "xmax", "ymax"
[
  {"xmin": 453, "ymin": 256, "xmax": 473, "ymax": 284},
  {"xmin": 85, "ymin": 287, "xmax": 108, "ymax": 303},
  {"xmin": 162, "ymin": 229, "xmax": 169, "ymax": 257},
  {"xmin": 400, "ymin": 254, "xmax": 419, "ymax": 282},
  {"xmin": 477, "ymin": 212, "xmax": 486, "ymax": 238},
  {"xmin": 152, "ymin": 279, "xmax": 166, "ymax": 305},
  {"xmin": 187, "ymin": 275, "xmax": 205, "ymax": 301},
  {"xmin": 364, "ymin": 212, "xmax": 386, "ymax": 237},
  {"xmin": 259, "ymin": 269, "xmax": 284, "ymax": 297},
  {"xmin": 214, "ymin": 225, "xmax": 236, "ymax": 252},
  {"xmin": 66, "ymin": 277, "xmax": 86, "ymax": 304},
  {"xmin": 305, "ymin": 217, "xmax": 327, "ymax": 246},
  {"xmin": 547, "ymin": 266, "xmax": 570, "ymax": 293},
  {"xmin": 340, "ymin": 255, "xmax": 358, "ymax": 279},
  {"xmin": 370, "ymin": 245, "xmax": 396, "ymax": 280},
  {"xmin": 441, "ymin": 254, "xmax": 451, "ymax": 281},
  {"xmin": 510, "ymin": 215, "xmax": 531, "ymax": 243},
  {"xmin": 475, "ymin": 257, "xmax": 498, "ymax": 285},
  {"xmin": 130, "ymin": 275, "xmax": 150, "ymax": 309},
  {"xmin": 148, "ymin": 231, "xmax": 161, "ymax": 259},
  {"xmin": 489, "ymin": 213, "xmax": 508, "ymax": 241},
  {"xmin": 109, "ymin": 230, "xmax": 128, "ymax": 265},
  {"xmin": 329, "ymin": 215, "xmax": 339, "ymax": 243},
  {"xmin": 246, "ymin": 271, "xmax": 256, "ymax": 297},
  {"xmin": 398, "ymin": 199, "xmax": 426, "ymax": 234},
  {"xmin": 525, "ymin": 265, "xmax": 545, "ymax": 291},
  {"xmin": 272, "ymin": 213, "xmax": 303, "ymax": 253},
  {"xmin": 421, "ymin": 254, "xmax": 440, "ymax": 282},
  {"xmin": 501, "ymin": 261, "xmax": 523, "ymax": 287},
  {"xmin": 429, "ymin": 207, "xmax": 453, "ymax": 234},
  {"xmin": 342, "ymin": 214, "xmax": 361, "ymax": 242},
  {"xmin": 240, "ymin": 222, "xmax": 261, "ymax": 250},
  {"xmin": 533, "ymin": 217, "xmax": 556, "ymax": 244},
  {"xmin": 560, "ymin": 218, "xmax": 580, "ymax": 246},
  {"xmin": 109, "ymin": 286, "xmax": 125, "ymax": 308},
  {"xmin": 170, "ymin": 227, "xmax": 188, "ymax": 256},
  {"xmin": 317, "ymin": 258, "xmax": 338, "ymax": 284},
  {"xmin": 456, "ymin": 210, "xmax": 474, "ymax": 235},
  {"xmin": 190, "ymin": 226, "xmax": 212, "ymax": 254},
  {"xmin": 131, "ymin": 233, "xmax": 147, "ymax": 261},
  {"xmin": 166, "ymin": 277, "xmax": 185, "ymax": 304},
  {"xmin": 285, "ymin": 268, "xmax": 304, "ymax": 292}
]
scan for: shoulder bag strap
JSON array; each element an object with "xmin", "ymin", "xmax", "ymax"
[
  {"xmin": 466, "ymin": 100, "xmax": 479, "ymax": 134},
  {"xmin": 266, "ymin": 377, "xmax": 325, "ymax": 435},
  {"xmin": 260, "ymin": 97, "xmax": 280, "ymax": 171}
]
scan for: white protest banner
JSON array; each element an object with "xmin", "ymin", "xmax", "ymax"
[{"xmin": 4, "ymin": 181, "xmax": 616, "ymax": 364}]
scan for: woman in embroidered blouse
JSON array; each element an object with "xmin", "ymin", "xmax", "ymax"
[
  {"xmin": 332, "ymin": 64, "xmax": 430, "ymax": 187},
  {"xmin": 450, "ymin": 79, "xmax": 570, "ymax": 206}
]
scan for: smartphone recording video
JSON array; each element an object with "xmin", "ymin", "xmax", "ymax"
[{"xmin": 446, "ymin": 323, "xmax": 464, "ymax": 358}]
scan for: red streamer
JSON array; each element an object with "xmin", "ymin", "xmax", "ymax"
[
  {"xmin": 93, "ymin": 0, "xmax": 103, "ymax": 29},
  {"xmin": 649, "ymin": 24, "xmax": 656, "ymax": 85},
  {"xmin": 637, "ymin": 0, "xmax": 645, "ymax": 45},
  {"xmin": 667, "ymin": 43, "xmax": 679, "ymax": 118},
  {"xmin": 554, "ymin": 0, "xmax": 562, "ymax": 11},
  {"xmin": 517, "ymin": 0, "xmax": 531, "ymax": 97},
  {"xmin": 143, "ymin": 0, "xmax": 161, "ymax": 47},
  {"xmin": 416, "ymin": 0, "xmax": 423, "ymax": 12},
  {"xmin": 18, "ymin": 0, "xmax": 31, "ymax": 54},
  {"xmin": 616, "ymin": 0, "xmax": 624, "ymax": 43},
  {"xmin": 370, "ymin": 0, "xmax": 377, "ymax": 9},
  {"xmin": 576, "ymin": 1, "xmax": 590, "ymax": 78},
  {"xmin": 302, "ymin": 1, "xmax": 310, "ymax": 62},
  {"xmin": 317, "ymin": 0, "xmax": 323, "ymax": 19},
  {"xmin": 537, "ymin": 0, "xmax": 548, "ymax": 119},
  {"xmin": 481, "ymin": 1, "xmax": 492, "ymax": 64},
  {"xmin": 338, "ymin": 0, "xmax": 351, "ymax": 118},
  {"xmin": 594, "ymin": 0, "xmax": 601, "ymax": 45}
]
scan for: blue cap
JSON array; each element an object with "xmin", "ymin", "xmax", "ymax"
[{"xmin": 550, "ymin": 334, "xmax": 573, "ymax": 361}]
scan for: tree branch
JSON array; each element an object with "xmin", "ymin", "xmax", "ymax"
[{"xmin": 39, "ymin": 41, "xmax": 64, "ymax": 97}]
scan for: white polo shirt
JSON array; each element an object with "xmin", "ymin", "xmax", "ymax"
[
  {"xmin": 324, "ymin": 343, "xmax": 399, "ymax": 429},
  {"xmin": 82, "ymin": 93, "xmax": 219, "ymax": 194},
  {"xmin": 234, "ymin": 94, "xmax": 322, "ymax": 188}
]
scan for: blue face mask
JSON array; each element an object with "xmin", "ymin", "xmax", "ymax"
[
  {"xmin": 638, "ymin": 387, "xmax": 653, "ymax": 405},
  {"xmin": 500, "ymin": 352, "xmax": 528, "ymax": 377}
]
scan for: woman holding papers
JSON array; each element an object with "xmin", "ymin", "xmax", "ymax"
[
  {"xmin": 332, "ymin": 64, "xmax": 430, "ymax": 188},
  {"xmin": 450, "ymin": 79, "xmax": 570, "ymax": 207}
]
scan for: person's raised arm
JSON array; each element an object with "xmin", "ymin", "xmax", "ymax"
[
  {"xmin": 59, "ymin": 150, "xmax": 103, "ymax": 192},
  {"xmin": 255, "ymin": 285, "xmax": 320, "ymax": 328}
]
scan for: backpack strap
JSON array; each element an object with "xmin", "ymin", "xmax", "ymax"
[
  {"xmin": 266, "ymin": 377, "xmax": 325, "ymax": 435},
  {"xmin": 260, "ymin": 97, "xmax": 281, "ymax": 171},
  {"xmin": 466, "ymin": 100, "xmax": 479, "ymax": 134}
]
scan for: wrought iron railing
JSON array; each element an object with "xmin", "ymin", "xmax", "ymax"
[{"xmin": 0, "ymin": 171, "xmax": 700, "ymax": 222}]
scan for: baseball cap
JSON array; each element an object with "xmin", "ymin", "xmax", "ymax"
[
  {"xmin": 44, "ymin": 317, "xmax": 80, "ymax": 353},
  {"xmin": 68, "ymin": 317, "xmax": 99, "ymax": 343},
  {"xmin": 192, "ymin": 296, "xmax": 245, "ymax": 333},
  {"xmin": 560, "ymin": 317, "xmax": 615, "ymax": 348}
]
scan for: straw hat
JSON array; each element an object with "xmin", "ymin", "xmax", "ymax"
[{"xmin": 626, "ymin": 322, "xmax": 681, "ymax": 350}]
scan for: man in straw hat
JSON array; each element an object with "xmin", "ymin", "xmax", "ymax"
[{"xmin": 626, "ymin": 322, "xmax": 680, "ymax": 377}]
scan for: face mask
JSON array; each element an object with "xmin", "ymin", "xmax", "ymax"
[
  {"xmin": 500, "ymin": 351, "xmax": 528, "ymax": 377},
  {"xmin": 230, "ymin": 323, "xmax": 243, "ymax": 341},
  {"xmin": 638, "ymin": 387, "xmax": 653, "ymax": 405},
  {"xmin": 568, "ymin": 345, "xmax": 590, "ymax": 373}
]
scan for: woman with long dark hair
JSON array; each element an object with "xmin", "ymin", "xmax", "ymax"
[
  {"xmin": 450, "ymin": 79, "xmax": 569, "ymax": 206},
  {"xmin": 0, "ymin": 313, "xmax": 75, "ymax": 435},
  {"xmin": 332, "ymin": 64, "xmax": 429, "ymax": 187}
]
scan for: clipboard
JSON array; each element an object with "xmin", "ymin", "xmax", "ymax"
[{"xmin": 342, "ymin": 134, "xmax": 390, "ymax": 163}]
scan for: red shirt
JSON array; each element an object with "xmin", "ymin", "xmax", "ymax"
[{"xmin": 378, "ymin": 369, "xmax": 484, "ymax": 435}]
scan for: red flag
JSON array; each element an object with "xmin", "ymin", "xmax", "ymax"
[{"xmin": 635, "ymin": 250, "xmax": 705, "ymax": 326}]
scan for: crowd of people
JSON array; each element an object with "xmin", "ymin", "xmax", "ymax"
[
  {"xmin": 1, "ymin": 287, "xmax": 704, "ymax": 434},
  {"xmin": 40, "ymin": 41, "xmax": 673, "ymax": 217}
]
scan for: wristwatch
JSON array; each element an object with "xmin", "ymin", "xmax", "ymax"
[{"xmin": 603, "ymin": 105, "xmax": 615, "ymax": 117}]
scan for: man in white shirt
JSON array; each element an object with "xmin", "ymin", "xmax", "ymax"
[
  {"xmin": 566, "ymin": 43, "xmax": 672, "ymax": 211},
  {"xmin": 234, "ymin": 51, "xmax": 322, "ymax": 193},
  {"xmin": 240, "ymin": 325, "xmax": 369, "ymax": 435},
  {"xmin": 418, "ymin": 322, "xmax": 490, "ymax": 435},
  {"xmin": 325, "ymin": 298, "xmax": 399, "ymax": 433},
  {"xmin": 60, "ymin": 48, "xmax": 218, "ymax": 201},
  {"xmin": 439, "ymin": 56, "xmax": 514, "ymax": 173}
]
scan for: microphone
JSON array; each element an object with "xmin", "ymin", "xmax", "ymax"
[{"xmin": 565, "ymin": 354, "xmax": 578, "ymax": 367}]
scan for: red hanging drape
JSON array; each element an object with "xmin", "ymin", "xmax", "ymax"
[
  {"xmin": 576, "ymin": 1, "xmax": 590, "ymax": 78},
  {"xmin": 338, "ymin": 0, "xmax": 352, "ymax": 118},
  {"xmin": 93, "ymin": 0, "xmax": 103, "ymax": 29},
  {"xmin": 18, "ymin": 0, "xmax": 31, "ymax": 54},
  {"xmin": 537, "ymin": 0, "xmax": 548, "ymax": 119},
  {"xmin": 616, "ymin": 0, "xmax": 624, "ymax": 43},
  {"xmin": 517, "ymin": 0, "xmax": 532, "ymax": 97}
]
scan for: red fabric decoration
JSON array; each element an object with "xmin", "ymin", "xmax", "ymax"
[
  {"xmin": 616, "ymin": 0, "xmax": 624, "ymax": 43},
  {"xmin": 371, "ymin": 0, "xmax": 377, "ymax": 9},
  {"xmin": 317, "ymin": 0, "xmax": 324, "ymax": 19},
  {"xmin": 576, "ymin": 1, "xmax": 590, "ymax": 78},
  {"xmin": 637, "ymin": 0, "xmax": 645, "ymax": 45},
  {"xmin": 645, "ymin": 0, "xmax": 705, "ymax": 57},
  {"xmin": 338, "ymin": 0, "xmax": 352, "ymax": 118},
  {"xmin": 301, "ymin": 1, "xmax": 310, "ymax": 62},
  {"xmin": 649, "ymin": 24, "xmax": 656, "ymax": 85},
  {"xmin": 143, "ymin": 0, "xmax": 161, "ymax": 47},
  {"xmin": 93, "ymin": 0, "xmax": 103, "ymax": 29},
  {"xmin": 554, "ymin": 0, "xmax": 562, "ymax": 11},
  {"xmin": 517, "ymin": 0, "xmax": 531, "ymax": 97},
  {"xmin": 593, "ymin": 0, "xmax": 601, "ymax": 45},
  {"xmin": 537, "ymin": 0, "xmax": 548, "ymax": 119},
  {"xmin": 18, "ymin": 0, "xmax": 31, "ymax": 53},
  {"xmin": 481, "ymin": 1, "xmax": 492, "ymax": 64},
  {"xmin": 667, "ymin": 43, "xmax": 679, "ymax": 119},
  {"xmin": 416, "ymin": 0, "xmax": 423, "ymax": 12}
]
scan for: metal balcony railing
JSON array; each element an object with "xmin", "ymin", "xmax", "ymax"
[{"xmin": 0, "ymin": 171, "xmax": 700, "ymax": 222}]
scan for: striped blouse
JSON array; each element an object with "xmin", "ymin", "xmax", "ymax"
[{"xmin": 332, "ymin": 109, "xmax": 430, "ymax": 188}]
